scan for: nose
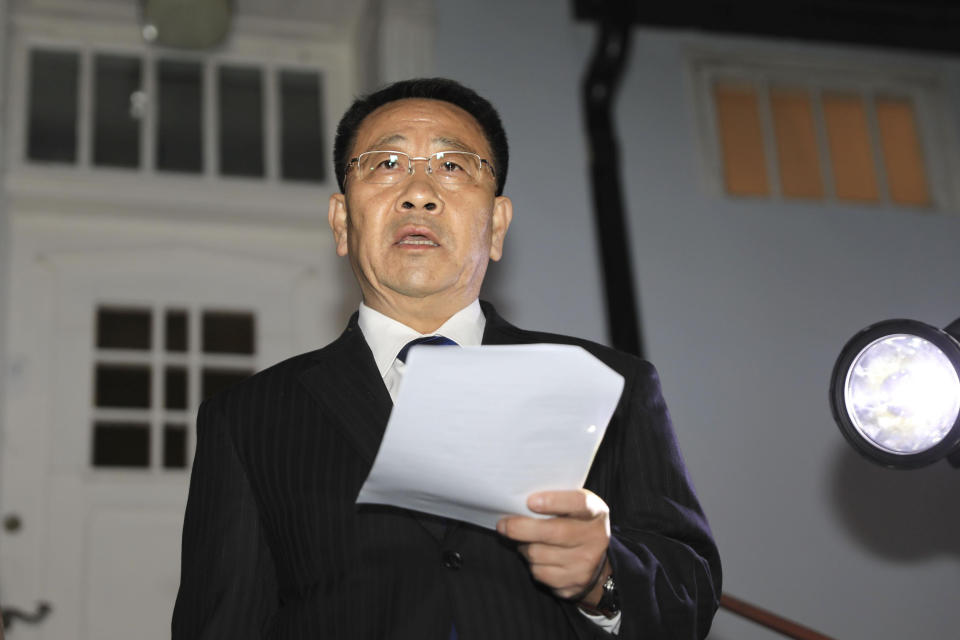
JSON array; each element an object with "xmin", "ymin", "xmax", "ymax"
[{"xmin": 396, "ymin": 162, "xmax": 442, "ymax": 213}]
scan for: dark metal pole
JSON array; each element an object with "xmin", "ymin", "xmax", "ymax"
[{"xmin": 581, "ymin": 0, "xmax": 643, "ymax": 357}]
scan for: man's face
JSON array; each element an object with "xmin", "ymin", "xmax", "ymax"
[{"xmin": 328, "ymin": 98, "xmax": 512, "ymax": 318}]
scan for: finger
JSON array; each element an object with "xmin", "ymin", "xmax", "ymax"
[
  {"xmin": 498, "ymin": 515, "xmax": 580, "ymax": 546},
  {"xmin": 528, "ymin": 489, "xmax": 607, "ymax": 519},
  {"xmin": 516, "ymin": 542, "xmax": 531, "ymax": 561},
  {"xmin": 525, "ymin": 542, "xmax": 599, "ymax": 570},
  {"xmin": 527, "ymin": 563, "xmax": 596, "ymax": 600},
  {"xmin": 498, "ymin": 515, "xmax": 548, "ymax": 543},
  {"xmin": 528, "ymin": 563, "xmax": 573, "ymax": 591}
]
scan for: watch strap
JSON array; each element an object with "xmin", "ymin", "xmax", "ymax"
[{"xmin": 594, "ymin": 574, "xmax": 620, "ymax": 616}]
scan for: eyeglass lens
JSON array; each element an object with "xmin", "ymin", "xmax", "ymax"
[{"xmin": 356, "ymin": 151, "xmax": 483, "ymax": 184}]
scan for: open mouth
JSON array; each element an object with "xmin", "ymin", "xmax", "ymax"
[
  {"xmin": 394, "ymin": 225, "xmax": 440, "ymax": 247},
  {"xmin": 398, "ymin": 235, "xmax": 438, "ymax": 246}
]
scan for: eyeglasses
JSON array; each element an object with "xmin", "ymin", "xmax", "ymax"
[{"xmin": 346, "ymin": 150, "xmax": 495, "ymax": 185}]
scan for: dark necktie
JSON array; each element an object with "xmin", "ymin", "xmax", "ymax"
[
  {"xmin": 396, "ymin": 334, "xmax": 459, "ymax": 639},
  {"xmin": 396, "ymin": 335, "xmax": 458, "ymax": 363}
]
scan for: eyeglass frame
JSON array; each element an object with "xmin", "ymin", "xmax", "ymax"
[{"xmin": 345, "ymin": 150, "xmax": 497, "ymax": 185}]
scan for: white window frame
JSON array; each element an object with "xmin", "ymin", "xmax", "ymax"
[
  {"xmin": 3, "ymin": 10, "xmax": 356, "ymax": 224},
  {"xmin": 91, "ymin": 303, "xmax": 257, "ymax": 473},
  {"xmin": 15, "ymin": 44, "xmax": 331, "ymax": 183}
]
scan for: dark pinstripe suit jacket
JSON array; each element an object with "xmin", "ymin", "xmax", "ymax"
[{"xmin": 172, "ymin": 302, "xmax": 721, "ymax": 639}]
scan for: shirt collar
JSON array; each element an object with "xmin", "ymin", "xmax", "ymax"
[{"xmin": 357, "ymin": 299, "xmax": 486, "ymax": 378}]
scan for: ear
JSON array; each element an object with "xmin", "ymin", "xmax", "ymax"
[
  {"xmin": 488, "ymin": 195, "xmax": 513, "ymax": 262},
  {"xmin": 328, "ymin": 193, "xmax": 349, "ymax": 257}
]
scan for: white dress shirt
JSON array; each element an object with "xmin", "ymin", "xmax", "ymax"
[
  {"xmin": 356, "ymin": 300, "xmax": 621, "ymax": 634},
  {"xmin": 358, "ymin": 300, "xmax": 486, "ymax": 402}
]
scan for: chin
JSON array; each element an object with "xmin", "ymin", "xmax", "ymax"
[
  {"xmin": 392, "ymin": 285, "xmax": 445, "ymax": 299},
  {"xmin": 387, "ymin": 274, "xmax": 451, "ymax": 298}
]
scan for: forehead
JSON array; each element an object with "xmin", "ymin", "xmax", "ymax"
[{"xmin": 352, "ymin": 98, "xmax": 491, "ymax": 157}]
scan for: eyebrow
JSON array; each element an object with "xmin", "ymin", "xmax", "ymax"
[
  {"xmin": 369, "ymin": 134, "xmax": 406, "ymax": 150},
  {"xmin": 363, "ymin": 134, "xmax": 480, "ymax": 155},
  {"xmin": 433, "ymin": 136, "xmax": 475, "ymax": 153}
]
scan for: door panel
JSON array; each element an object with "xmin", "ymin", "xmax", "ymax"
[{"xmin": 2, "ymin": 237, "xmax": 334, "ymax": 639}]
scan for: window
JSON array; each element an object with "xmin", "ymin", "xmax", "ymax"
[
  {"xmin": 93, "ymin": 54, "xmax": 142, "ymax": 168},
  {"xmin": 25, "ymin": 47, "xmax": 326, "ymax": 183},
  {"xmin": 698, "ymin": 60, "xmax": 948, "ymax": 209},
  {"xmin": 156, "ymin": 60, "xmax": 203, "ymax": 173},
  {"xmin": 218, "ymin": 65, "xmax": 265, "ymax": 177},
  {"xmin": 27, "ymin": 49, "xmax": 79, "ymax": 163},
  {"xmin": 91, "ymin": 306, "xmax": 256, "ymax": 470},
  {"xmin": 279, "ymin": 70, "xmax": 325, "ymax": 182}
]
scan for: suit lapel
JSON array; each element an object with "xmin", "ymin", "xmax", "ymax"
[
  {"xmin": 480, "ymin": 300, "xmax": 524, "ymax": 346},
  {"xmin": 299, "ymin": 303, "xmax": 521, "ymax": 465},
  {"xmin": 297, "ymin": 315, "xmax": 451, "ymax": 542},
  {"xmin": 297, "ymin": 318, "xmax": 392, "ymax": 467}
]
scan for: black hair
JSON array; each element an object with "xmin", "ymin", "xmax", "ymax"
[{"xmin": 333, "ymin": 78, "xmax": 508, "ymax": 196}]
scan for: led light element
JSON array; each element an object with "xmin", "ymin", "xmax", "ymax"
[
  {"xmin": 845, "ymin": 334, "xmax": 960, "ymax": 453},
  {"xmin": 831, "ymin": 319, "xmax": 960, "ymax": 468}
]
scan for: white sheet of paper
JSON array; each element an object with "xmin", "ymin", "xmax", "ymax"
[{"xmin": 355, "ymin": 344, "xmax": 625, "ymax": 529}]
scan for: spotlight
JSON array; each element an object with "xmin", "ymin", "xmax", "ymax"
[{"xmin": 830, "ymin": 318, "xmax": 960, "ymax": 469}]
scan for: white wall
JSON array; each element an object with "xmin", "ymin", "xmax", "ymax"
[
  {"xmin": 436, "ymin": 3, "xmax": 960, "ymax": 639},
  {"xmin": 435, "ymin": 3, "xmax": 606, "ymax": 343}
]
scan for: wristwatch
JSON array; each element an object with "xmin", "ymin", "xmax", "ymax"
[{"xmin": 594, "ymin": 574, "xmax": 620, "ymax": 617}]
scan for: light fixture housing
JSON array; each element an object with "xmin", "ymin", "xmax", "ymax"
[
  {"xmin": 830, "ymin": 318, "xmax": 960, "ymax": 469},
  {"xmin": 141, "ymin": 0, "xmax": 232, "ymax": 50}
]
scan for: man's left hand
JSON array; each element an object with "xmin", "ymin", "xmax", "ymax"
[{"xmin": 496, "ymin": 490, "xmax": 611, "ymax": 606}]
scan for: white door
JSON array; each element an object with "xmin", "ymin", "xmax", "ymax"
[{"xmin": 0, "ymin": 238, "xmax": 337, "ymax": 639}]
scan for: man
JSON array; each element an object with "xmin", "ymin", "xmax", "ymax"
[{"xmin": 173, "ymin": 78, "xmax": 721, "ymax": 639}]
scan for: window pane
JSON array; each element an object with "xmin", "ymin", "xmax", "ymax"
[
  {"xmin": 164, "ymin": 310, "xmax": 188, "ymax": 352},
  {"xmin": 157, "ymin": 59, "xmax": 203, "ymax": 173},
  {"xmin": 95, "ymin": 365, "xmax": 151, "ymax": 408},
  {"xmin": 165, "ymin": 366, "xmax": 187, "ymax": 409},
  {"xmin": 97, "ymin": 308, "xmax": 152, "ymax": 350},
  {"xmin": 279, "ymin": 70, "xmax": 325, "ymax": 182},
  {"xmin": 93, "ymin": 423, "xmax": 149, "ymax": 468},
  {"xmin": 823, "ymin": 94, "xmax": 879, "ymax": 202},
  {"xmin": 875, "ymin": 97, "xmax": 931, "ymax": 207},
  {"xmin": 770, "ymin": 89, "xmax": 823, "ymax": 199},
  {"xmin": 202, "ymin": 369, "xmax": 252, "ymax": 400},
  {"xmin": 163, "ymin": 424, "xmax": 188, "ymax": 469},
  {"xmin": 27, "ymin": 49, "xmax": 79, "ymax": 163},
  {"xmin": 165, "ymin": 309, "xmax": 188, "ymax": 352},
  {"xmin": 219, "ymin": 66, "xmax": 264, "ymax": 177},
  {"xmin": 202, "ymin": 311, "xmax": 255, "ymax": 354},
  {"xmin": 93, "ymin": 54, "xmax": 142, "ymax": 168},
  {"xmin": 713, "ymin": 83, "xmax": 769, "ymax": 196}
]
